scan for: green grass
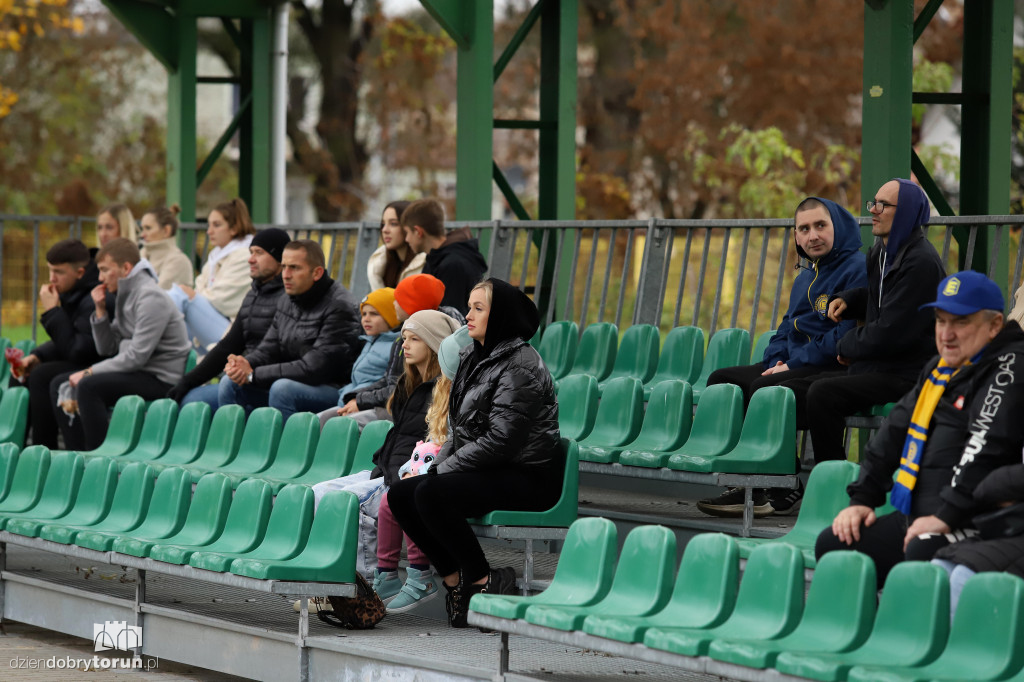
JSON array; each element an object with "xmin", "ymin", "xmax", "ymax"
[{"xmin": 1, "ymin": 323, "xmax": 49, "ymax": 345}]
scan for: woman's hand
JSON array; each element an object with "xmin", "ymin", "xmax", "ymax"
[{"xmin": 178, "ymin": 284, "xmax": 196, "ymax": 300}]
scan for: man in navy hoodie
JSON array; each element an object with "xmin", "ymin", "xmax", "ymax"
[{"xmin": 699, "ymin": 197, "xmax": 868, "ymax": 518}]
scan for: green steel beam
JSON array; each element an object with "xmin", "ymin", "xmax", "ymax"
[
  {"xmin": 101, "ymin": 0, "xmax": 178, "ymax": 70},
  {"xmin": 419, "ymin": 0, "xmax": 472, "ymax": 49},
  {"xmin": 197, "ymin": 91, "xmax": 252, "ymax": 187},
  {"xmin": 237, "ymin": 16, "xmax": 273, "ymax": 222},
  {"xmin": 910, "ymin": 149, "xmax": 955, "ymax": 217},
  {"xmin": 912, "ymin": 0, "xmax": 944, "ymax": 42},
  {"xmin": 167, "ymin": 16, "xmax": 197, "ymax": 221},
  {"xmin": 538, "ymin": 0, "xmax": 577, "ymax": 221},
  {"xmin": 493, "ymin": 162, "xmax": 531, "ymax": 220},
  {"xmin": 493, "ymin": 0, "xmax": 545, "ymax": 80},
  {"xmin": 178, "ymin": 0, "xmax": 270, "ymax": 19}
]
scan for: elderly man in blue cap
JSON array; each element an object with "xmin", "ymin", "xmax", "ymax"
[{"xmin": 815, "ymin": 270, "xmax": 1024, "ymax": 588}]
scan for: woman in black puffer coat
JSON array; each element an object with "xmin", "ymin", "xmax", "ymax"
[{"xmin": 388, "ymin": 278, "xmax": 564, "ymax": 628}]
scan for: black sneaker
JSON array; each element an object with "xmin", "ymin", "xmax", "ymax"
[
  {"xmin": 696, "ymin": 487, "xmax": 773, "ymax": 518},
  {"xmin": 484, "ymin": 567, "xmax": 518, "ymax": 596},
  {"xmin": 768, "ymin": 479, "xmax": 805, "ymax": 516},
  {"xmin": 444, "ymin": 581, "xmax": 460, "ymax": 625},
  {"xmin": 450, "ymin": 581, "xmax": 487, "ymax": 628}
]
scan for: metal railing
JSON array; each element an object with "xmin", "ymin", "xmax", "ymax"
[{"xmin": 3, "ymin": 213, "xmax": 1023, "ymax": 343}]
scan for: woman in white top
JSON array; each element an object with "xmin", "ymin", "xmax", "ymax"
[
  {"xmin": 139, "ymin": 204, "xmax": 195, "ymax": 291},
  {"xmin": 169, "ymin": 198, "xmax": 255, "ymax": 352},
  {"xmin": 366, "ymin": 200, "xmax": 425, "ymax": 290}
]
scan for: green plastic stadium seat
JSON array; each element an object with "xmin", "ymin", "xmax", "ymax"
[
  {"xmin": 524, "ymin": 525, "xmax": 676, "ymax": 631},
  {"xmin": 188, "ymin": 484, "xmax": 314, "ymax": 572},
  {"xmin": 348, "ymin": 419, "xmax": 393, "ymax": 475},
  {"xmin": 288, "ymin": 417, "xmax": 359, "ymax": 486},
  {"xmin": 102, "ymin": 399, "xmax": 177, "ymax": 464},
  {"xmin": 644, "ymin": 543, "xmax": 803, "ymax": 657},
  {"xmin": 149, "ymin": 478, "xmax": 273, "ymax": 565},
  {"xmin": 583, "ymin": 533, "xmax": 739, "ymax": 643},
  {"xmin": 120, "ymin": 401, "xmax": 210, "ymax": 471},
  {"xmin": 736, "ymin": 460, "xmax": 859, "ymax": 568},
  {"xmin": 666, "ymin": 383, "xmax": 743, "ymax": 471},
  {"xmin": 0, "ymin": 451, "xmax": 83, "ymax": 526},
  {"xmin": 185, "ymin": 349, "xmax": 198, "ymax": 374},
  {"xmin": 0, "ymin": 442, "xmax": 22, "ymax": 502},
  {"xmin": 472, "ymin": 439, "xmax": 579, "ymax": 527},
  {"xmin": 643, "ymin": 326, "xmax": 704, "ymax": 400},
  {"xmin": 577, "ymin": 377, "xmax": 644, "ymax": 463},
  {"xmin": 38, "ymin": 462, "xmax": 155, "ymax": 545},
  {"xmin": 230, "ymin": 489, "xmax": 358, "ymax": 582},
  {"xmin": 707, "ymin": 386, "xmax": 796, "ymax": 474},
  {"xmin": 750, "ymin": 329, "xmax": 775, "ymax": 364},
  {"xmin": 0, "ymin": 338, "xmax": 11, "ymax": 384},
  {"xmin": 617, "ymin": 380, "xmax": 693, "ymax": 468},
  {"xmin": 191, "ymin": 407, "xmax": 282, "ymax": 483},
  {"xmin": 775, "ymin": 562, "xmax": 950, "ymax": 682},
  {"xmin": 0, "ymin": 445, "xmax": 50, "ymax": 513},
  {"xmin": 74, "ymin": 467, "xmax": 191, "ymax": 551},
  {"xmin": 565, "ymin": 322, "xmax": 617, "ymax": 382},
  {"xmin": 556, "ymin": 374, "xmax": 599, "ymax": 442},
  {"xmin": 113, "ymin": 472, "xmax": 233, "ymax": 558},
  {"xmin": 597, "ymin": 324, "xmax": 660, "ymax": 391},
  {"xmin": 246, "ymin": 411, "xmax": 319, "ymax": 488},
  {"xmin": 691, "ymin": 328, "xmax": 751, "ymax": 402},
  {"xmin": 6, "ymin": 458, "xmax": 118, "ymax": 538},
  {"xmin": 707, "ymin": 551, "xmax": 875, "ymax": 669},
  {"xmin": 14, "ymin": 339, "xmax": 35, "ymax": 355},
  {"xmin": 537, "ymin": 320, "xmax": 578, "ymax": 380},
  {"xmin": 76, "ymin": 395, "xmax": 146, "ymax": 458},
  {"xmin": 470, "ymin": 517, "xmax": 617, "ymax": 619},
  {"xmin": 0, "ymin": 386, "xmax": 29, "ymax": 447},
  {"xmin": 159, "ymin": 404, "xmax": 244, "ymax": 476},
  {"xmin": 846, "ymin": 572, "xmax": 1024, "ymax": 682}
]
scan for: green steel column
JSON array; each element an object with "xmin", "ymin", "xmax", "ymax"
[
  {"xmin": 455, "ymin": 2, "xmax": 494, "ymax": 220},
  {"xmin": 861, "ymin": 0, "xmax": 913, "ymax": 247},
  {"xmin": 238, "ymin": 16, "xmax": 273, "ymax": 223},
  {"xmin": 959, "ymin": 0, "xmax": 1012, "ymax": 289},
  {"xmin": 168, "ymin": 16, "xmax": 198, "ymax": 221}
]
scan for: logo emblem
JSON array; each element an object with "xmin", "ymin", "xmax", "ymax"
[
  {"xmin": 815, "ymin": 294, "xmax": 828, "ymax": 317},
  {"xmin": 943, "ymin": 278, "xmax": 960, "ymax": 296},
  {"xmin": 94, "ymin": 621, "xmax": 142, "ymax": 652}
]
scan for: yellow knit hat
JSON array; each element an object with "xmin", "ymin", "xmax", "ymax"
[{"xmin": 361, "ymin": 287, "xmax": 398, "ymax": 329}]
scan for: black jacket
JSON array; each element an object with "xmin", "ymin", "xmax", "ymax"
[
  {"xmin": 33, "ymin": 262, "xmax": 103, "ymax": 366},
  {"xmin": 174, "ymin": 275, "xmax": 285, "ymax": 392},
  {"xmin": 849, "ymin": 322, "xmax": 1024, "ymax": 528},
  {"xmin": 833, "ymin": 227, "xmax": 945, "ymax": 377},
  {"xmin": 422, "ymin": 228, "xmax": 488, "ymax": 314},
  {"xmin": 371, "ymin": 376, "xmax": 436, "ymax": 487},
  {"xmin": 246, "ymin": 276, "xmax": 361, "ymax": 387}
]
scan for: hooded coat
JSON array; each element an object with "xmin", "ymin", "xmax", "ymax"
[
  {"xmin": 763, "ymin": 198, "xmax": 867, "ymax": 369},
  {"xmin": 434, "ymin": 279, "xmax": 562, "ymax": 475},
  {"xmin": 422, "ymin": 228, "xmax": 488, "ymax": 314},
  {"xmin": 370, "ymin": 375, "xmax": 437, "ymax": 487},
  {"xmin": 34, "ymin": 260, "xmax": 104, "ymax": 366},
  {"xmin": 833, "ymin": 179, "xmax": 946, "ymax": 377}
]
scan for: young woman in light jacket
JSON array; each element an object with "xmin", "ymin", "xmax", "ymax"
[
  {"xmin": 366, "ymin": 200, "xmax": 425, "ymax": 290},
  {"xmin": 139, "ymin": 204, "xmax": 195, "ymax": 291},
  {"xmin": 169, "ymin": 198, "xmax": 255, "ymax": 352}
]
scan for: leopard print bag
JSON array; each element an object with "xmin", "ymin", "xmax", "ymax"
[{"xmin": 316, "ymin": 574, "xmax": 386, "ymax": 630}]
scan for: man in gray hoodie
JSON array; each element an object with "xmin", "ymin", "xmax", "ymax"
[{"xmin": 51, "ymin": 238, "xmax": 190, "ymax": 450}]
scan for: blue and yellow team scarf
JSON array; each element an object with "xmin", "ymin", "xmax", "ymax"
[{"xmin": 890, "ymin": 351, "xmax": 982, "ymax": 515}]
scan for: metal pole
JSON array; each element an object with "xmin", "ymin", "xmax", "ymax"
[{"xmin": 271, "ymin": 1, "xmax": 289, "ymax": 224}]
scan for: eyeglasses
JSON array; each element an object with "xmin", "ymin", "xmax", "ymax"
[{"xmin": 866, "ymin": 200, "xmax": 898, "ymax": 212}]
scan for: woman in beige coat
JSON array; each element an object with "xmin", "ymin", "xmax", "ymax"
[
  {"xmin": 139, "ymin": 205, "xmax": 195, "ymax": 290},
  {"xmin": 168, "ymin": 198, "xmax": 255, "ymax": 352},
  {"xmin": 366, "ymin": 200, "xmax": 425, "ymax": 290}
]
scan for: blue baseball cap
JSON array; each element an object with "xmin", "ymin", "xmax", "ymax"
[{"xmin": 919, "ymin": 270, "xmax": 1005, "ymax": 316}]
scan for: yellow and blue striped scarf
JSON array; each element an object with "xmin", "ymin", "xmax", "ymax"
[{"xmin": 891, "ymin": 351, "xmax": 982, "ymax": 515}]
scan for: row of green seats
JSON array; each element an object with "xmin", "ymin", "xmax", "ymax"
[
  {"xmin": 565, "ymin": 379, "xmax": 796, "ymax": 476},
  {"xmin": 0, "ymin": 449, "xmax": 358, "ymax": 583},
  {"xmin": 471, "ymin": 518, "xmax": 1024, "ymax": 682},
  {"xmin": 65, "ymin": 396, "xmax": 392, "ymax": 491}
]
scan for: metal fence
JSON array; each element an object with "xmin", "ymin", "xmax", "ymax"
[{"xmin": 3, "ymin": 213, "xmax": 1024, "ymax": 343}]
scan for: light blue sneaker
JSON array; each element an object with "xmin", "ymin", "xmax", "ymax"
[
  {"xmin": 372, "ymin": 569, "xmax": 402, "ymax": 602},
  {"xmin": 387, "ymin": 567, "xmax": 438, "ymax": 613}
]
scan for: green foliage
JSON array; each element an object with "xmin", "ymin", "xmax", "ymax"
[{"xmin": 912, "ymin": 58, "xmax": 954, "ymax": 127}]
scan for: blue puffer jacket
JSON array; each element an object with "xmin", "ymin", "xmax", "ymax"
[
  {"xmin": 335, "ymin": 330, "xmax": 399, "ymax": 403},
  {"xmin": 763, "ymin": 198, "xmax": 868, "ymax": 370}
]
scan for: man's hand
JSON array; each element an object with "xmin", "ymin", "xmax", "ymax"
[
  {"xmin": 68, "ymin": 368, "xmax": 91, "ymax": 388},
  {"xmin": 224, "ymin": 354, "xmax": 253, "ymax": 384},
  {"xmin": 903, "ymin": 515, "xmax": 951, "ymax": 551},
  {"xmin": 338, "ymin": 399, "xmax": 359, "ymax": 416},
  {"xmin": 831, "ymin": 505, "xmax": 876, "ymax": 545},
  {"xmin": 827, "ymin": 297, "xmax": 847, "ymax": 323},
  {"xmin": 178, "ymin": 284, "xmax": 196, "ymax": 300},
  {"xmin": 91, "ymin": 284, "xmax": 108, "ymax": 319},
  {"xmin": 837, "ymin": 355, "xmax": 851, "ymax": 366},
  {"xmin": 761, "ymin": 361, "xmax": 790, "ymax": 376},
  {"xmin": 17, "ymin": 354, "xmax": 40, "ymax": 378},
  {"xmin": 39, "ymin": 284, "xmax": 60, "ymax": 311}
]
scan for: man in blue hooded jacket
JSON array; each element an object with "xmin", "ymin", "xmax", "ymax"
[{"xmin": 699, "ymin": 197, "xmax": 867, "ymax": 517}]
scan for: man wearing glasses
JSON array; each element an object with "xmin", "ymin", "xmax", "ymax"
[{"xmin": 788, "ymin": 179, "xmax": 946, "ymax": 465}]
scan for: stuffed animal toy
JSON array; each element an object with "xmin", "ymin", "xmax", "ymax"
[{"xmin": 397, "ymin": 440, "xmax": 440, "ymax": 480}]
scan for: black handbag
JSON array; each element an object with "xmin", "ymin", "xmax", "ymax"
[
  {"xmin": 973, "ymin": 502, "xmax": 1024, "ymax": 540},
  {"xmin": 315, "ymin": 574, "xmax": 386, "ymax": 630}
]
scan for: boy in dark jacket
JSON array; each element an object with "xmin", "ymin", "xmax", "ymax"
[{"xmin": 16, "ymin": 239, "xmax": 104, "ymax": 447}]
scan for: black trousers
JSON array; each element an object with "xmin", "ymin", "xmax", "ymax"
[
  {"xmin": 50, "ymin": 370, "xmax": 172, "ymax": 451},
  {"xmin": 10, "ymin": 360, "xmax": 84, "ymax": 449},
  {"xmin": 783, "ymin": 371, "xmax": 916, "ymax": 463},
  {"xmin": 707, "ymin": 362, "xmax": 833, "ymax": 417},
  {"xmin": 387, "ymin": 466, "xmax": 562, "ymax": 583}
]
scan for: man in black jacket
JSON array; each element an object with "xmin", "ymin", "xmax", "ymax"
[
  {"xmin": 218, "ymin": 240, "xmax": 361, "ymax": 421},
  {"xmin": 783, "ymin": 179, "xmax": 946, "ymax": 464},
  {"xmin": 15, "ymin": 240, "xmax": 104, "ymax": 447},
  {"xmin": 816, "ymin": 271, "xmax": 1024, "ymax": 588},
  {"xmin": 401, "ymin": 199, "xmax": 487, "ymax": 315},
  {"xmin": 165, "ymin": 228, "xmax": 290, "ymax": 408}
]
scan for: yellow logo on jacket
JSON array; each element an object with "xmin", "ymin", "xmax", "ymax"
[
  {"xmin": 944, "ymin": 278, "xmax": 960, "ymax": 296},
  {"xmin": 815, "ymin": 294, "xmax": 829, "ymax": 317}
]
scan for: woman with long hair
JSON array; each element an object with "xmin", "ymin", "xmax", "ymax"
[
  {"xmin": 95, "ymin": 204, "xmax": 137, "ymax": 247},
  {"xmin": 366, "ymin": 200, "xmax": 424, "ymax": 289}
]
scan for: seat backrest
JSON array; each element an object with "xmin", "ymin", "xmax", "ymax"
[
  {"xmin": 185, "ymin": 349, "xmax": 198, "ymax": 373},
  {"xmin": 790, "ymin": 460, "xmax": 860, "ymax": 537},
  {"xmin": 677, "ymin": 383, "xmax": 743, "ymax": 457},
  {"xmin": 226, "ymin": 407, "xmax": 283, "ymax": 473},
  {"xmin": 177, "ymin": 473, "xmax": 233, "ymax": 539},
  {"xmin": 0, "ymin": 442, "xmax": 21, "ymax": 501},
  {"xmin": 162, "ymin": 401, "xmax": 212, "ymax": 463},
  {"xmin": 34, "ymin": 451, "xmax": 86, "ymax": 511},
  {"xmin": 667, "ymin": 533, "xmax": 740, "ymax": 628},
  {"xmin": 867, "ymin": 562, "xmax": 950, "ymax": 664},
  {"xmin": 130, "ymin": 399, "xmax": 179, "ymax": 458},
  {"xmin": 938, "ymin": 572, "xmax": 1024, "ymax": 676},
  {"xmin": 0, "ymin": 386, "xmax": 29, "ymax": 446},
  {"xmin": 205, "ymin": 478, "xmax": 274, "ymax": 551},
  {"xmin": 724, "ymin": 543, "xmax": 803, "ymax": 628},
  {"xmin": 693, "ymin": 328, "xmax": 752, "ymax": 394},
  {"xmin": 608, "ymin": 324, "xmax": 660, "ymax": 383},
  {"xmin": 284, "ymin": 490, "xmax": 360, "ymax": 582},
  {"xmin": 720, "ymin": 385, "xmax": 796, "ymax": 471},
  {"xmin": 605, "ymin": 525, "xmax": 676, "ymax": 606},
  {"xmin": 570, "ymin": 322, "xmax": 618, "ymax": 381},
  {"xmin": 103, "ymin": 462, "xmax": 156, "ymax": 526},
  {"xmin": 650, "ymin": 326, "xmax": 705, "ymax": 386},
  {"xmin": 13, "ymin": 339, "xmax": 34, "ymax": 354},
  {"xmin": 193, "ymin": 404, "xmax": 245, "ymax": 468},
  {"xmin": 538, "ymin": 320, "xmax": 579, "ymax": 380},
  {"xmin": 635, "ymin": 380, "xmax": 693, "ymax": 450},
  {"xmin": 252, "ymin": 484, "xmax": 315, "ymax": 558},
  {"xmin": 546, "ymin": 517, "xmax": 618, "ymax": 605},
  {"xmin": 350, "ymin": 420, "xmax": 393, "ymax": 474},
  {"xmin": 479, "ymin": 438, "xmax": 580, "ymax": 527},
  {"xmin": 794, "ymin": 551, "xmax": 876, "ymax": 646},
  {"xmin": 263, "ymin": 411, "xmax": 319, "ymax": 479},
  {"xmin": 751, "ymin": 330, "xmax": 776, "ymax": 364},
  {"xmin": 68, "ymin": 457, "xmax": 120, "ymax": 523},
  {"xmin": 91, "ymin": 395, "xmax": 146, "ymax": 455},
  {"xmin": 556, "ymin": 374, "xmax": 599, "ymax": 441},
  {"xmin": 582, "ymin": 376, "xmax": 643, "ymax": 447},
  {"xmin": 1, "ymin": 445, "xmax": 50, "ymax": 509},
  {"xmin": 135, "ymin": 466, "xmax": 192, "ymax": 536},
  {"xmin": 304, "ymin": 417, "xmax": 360, "ymax": 481}
]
